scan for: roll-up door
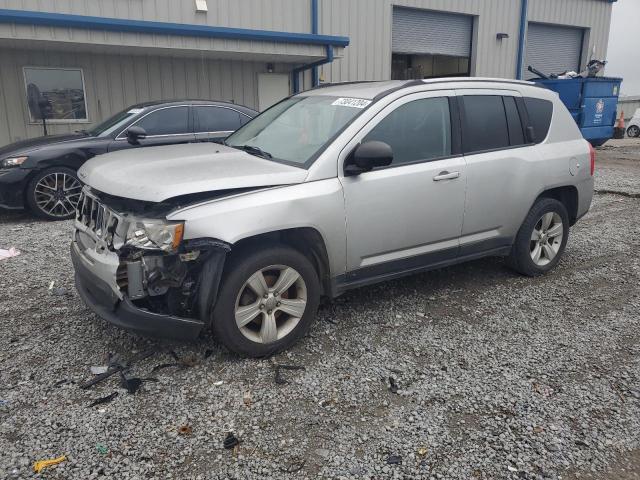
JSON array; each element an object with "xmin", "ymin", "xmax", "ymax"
[
  {"xmin": 392, "ymin": 7, "xmax": 473, "ymax": 57},
  {"xmin": 525, "ymin": 23, "xmax": 584, "ymax": 79}
]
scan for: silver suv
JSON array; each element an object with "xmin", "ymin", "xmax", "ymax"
[{"xmin": 71, "ymin": 79, "xmax": 595, "ymax": 357}]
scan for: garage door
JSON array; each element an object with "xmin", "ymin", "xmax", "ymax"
[
  {"xmin": 392, "ymin": 7, "xmax": 473, "ymax": 57},
  {"xmin": 525, "ymin": 23, "xmax": 584, "ymax": 79}
]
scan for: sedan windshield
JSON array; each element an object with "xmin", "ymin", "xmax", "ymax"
[
  {"xmin": 225, "ymin": 96, "xmax": 370, "ymax": 165},
  {"xmin": 88, "ymin": 107, "xmax": 145, "ymax": 137}
]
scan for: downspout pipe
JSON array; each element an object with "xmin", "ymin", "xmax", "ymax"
[
  {"xmin": 311, "ymin": 0, "xmax": 319, "ymax": 87},
  {"xmin": 293, "ymin": 45, "xmax": 334, "ymax": 93},
  {"xmin": 515, "ymin": 0, "xmax": 528, "ymax": 80}
]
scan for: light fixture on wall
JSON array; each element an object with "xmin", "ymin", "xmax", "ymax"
[
  {"xmin": 195, "ymin": 0, "xmax": 208, "ymax": 13},
  {"xmin": 496, "ymin": 33, "xmax": 509, "ymax": 40},
  {"xmin": 267, "ymin": 63, "xmax": 274, "ymax": 73}
]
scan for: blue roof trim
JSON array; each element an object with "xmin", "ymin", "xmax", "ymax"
[{"xmin": 0, "ymin": 9, "xmax": 350, "ymax": 47}]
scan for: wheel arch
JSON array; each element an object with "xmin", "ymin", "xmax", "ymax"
[
  {"xmin": 229, "ymin": 227, "xmax": 333, "ymax": 297},
  {"xmin": 536, "ymin": 185, "xmax": 579, "ymax": 225}
]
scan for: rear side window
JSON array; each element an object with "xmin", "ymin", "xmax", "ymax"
[
  {"xmin": 461, "ymin": 96, "xmax": 510, "ymax": 153},
  {"xmin": 524, "ymin": 97, "xmax": 553, "ymax": 143},
  {"xmin": 503, "ymin": 96, "xmax": 526, "ymax": 146},
  {"xmin": 136, "ymin": 106, "xmax": 190, "ymax": 136},
  {"xmin": 195, "ymin": 106, "xmax": 242, "ymax": 133}
]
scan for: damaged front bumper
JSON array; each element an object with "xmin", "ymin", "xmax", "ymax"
[{"xmin": 70, "ymin": 188, "xmax": 228, "ymax": 341}]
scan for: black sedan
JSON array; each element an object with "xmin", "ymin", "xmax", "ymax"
[{"xmin": 0, "ymin": 100, "xmax": 257, "ymax": 220}]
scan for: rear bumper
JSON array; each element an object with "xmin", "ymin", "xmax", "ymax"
[
  {"xmin": 71, "ymin": 240, "xmax": 205, "ymax": 341},
  {"xmin": 0, "ymin": 168, "xmax": 30, "ymax": 209},
  {"xmin": 576, "ymin": 176, "xmax": 595, "ymax": 222}
]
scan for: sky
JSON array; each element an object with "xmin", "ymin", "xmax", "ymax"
[{"xmin": 606, "ymin": 0, "xmax": 640, "ymax": 96}]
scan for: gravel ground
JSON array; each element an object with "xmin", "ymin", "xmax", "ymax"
[{"xmin": 1, "ymin": 142, "xmax": 639, "ymax": 479}]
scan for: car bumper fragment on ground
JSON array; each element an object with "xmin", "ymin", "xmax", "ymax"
[{"xmin": 1, "ymin": 139, "xmax": 639, "ymax": 479}]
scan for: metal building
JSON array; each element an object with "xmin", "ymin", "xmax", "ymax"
[{"xmin": 0, "ymin": 0, "xmax": 616, "ymax": 146}]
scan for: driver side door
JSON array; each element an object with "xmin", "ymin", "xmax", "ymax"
[{"xmin": 339, "ymin": 91, "xmax": 467, "ymax": 284}]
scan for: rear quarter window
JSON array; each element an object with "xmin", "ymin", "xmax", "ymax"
[{"xmin": 524, "ymin": 97, "xmax": 553, "ymax": 143}]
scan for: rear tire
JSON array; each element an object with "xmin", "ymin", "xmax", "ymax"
[
  {"xmin": 507, "ymin": 198, "xmax": 570, "ymax": 277},
  {"xmin": 211, "ymin": 245, "xmax": 320, "ymax": 357},
  {"xmin": 26, "ymin": 167, "xmax": 82, "ymax": 220},
  {"xmin": 627, "ymin": 125, "xmax": 640, "ymax": 138}
]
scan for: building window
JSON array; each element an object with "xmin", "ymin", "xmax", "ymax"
[{"xmin": 23, "ymin": 67, "xmax": 88, "ymax": 123}]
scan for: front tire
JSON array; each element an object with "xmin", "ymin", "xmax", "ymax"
[
  {"xmin": 507, "ymin": 198, "xmax": 570, "ymax": 277},
  {"xmin": 26, "ymin": 167, "xmax": 82, "ymax": 220},
  {"xmin": 211, "ymin": 245, "xmax": 321, "ymax": 357}
]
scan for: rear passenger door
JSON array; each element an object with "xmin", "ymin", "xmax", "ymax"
[
  {"xmin": 457, "ymin": 90, "xmax": 534, "ymax": 254},
  {"xmin": 194, "ymin": 105, "xmax": 249, "ymax": 143}
]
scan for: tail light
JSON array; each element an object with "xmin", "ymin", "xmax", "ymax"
[{"xmin": 589, "ymin": 143, "xmax": 595, "ymax": 176}]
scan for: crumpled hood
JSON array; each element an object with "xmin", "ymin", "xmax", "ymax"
[{"xmin": 78, "ymin": 143, "xmax": 308, "ymax": 202}]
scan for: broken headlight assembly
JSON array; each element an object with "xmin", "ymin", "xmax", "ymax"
[
  {"xmin": 125, "ymin": 220, "xmax": 184, "ymax": 253},
  {"xmin": 1, "ymin": 156, "xmax": 28, "ymax": 168}
]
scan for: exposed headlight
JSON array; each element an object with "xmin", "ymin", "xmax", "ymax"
[
  {"xmin": 1, "ymin": 156, "xmax": 28, "ymax": 168},
  {"xmin": 125, "ymin": 220, "xmax": 184, "ymax": 252}
]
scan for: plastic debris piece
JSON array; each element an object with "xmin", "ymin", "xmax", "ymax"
[
  {"xmin": 79, "ymin": 348, "xmax": 156, "ymax": 389},
  {"xmin": 50, "ymin": 287, "xmax": 67, "ymax": 296},
  {"xmin": 417, "ymin": 447, "xmax": 428, "ymax": 457},
  {"xmin": 224, "ymin": 432, "xmax": 240, "ymax": 449},
  {"xmin": 243, "ymin": 391, "xmax": 252, "ymax": 407},
  {"xmin": 151, "ymin": 362, "xmax": 181, "ymax": 373},
  {"xmin": 388, "ymin": 376, "xmax": 398, "ymax": 394},
  {"xmin": 274, "ymin": 364, "xmax": 305, "ymax": 385},
  {"xmin": 90, "ymin": 366, "xmax": 109, "ymax": 375},
  {"xmin": 88, "ymin": 392, "xmax": 118, "ymax": 408},
  {"xmin": 386, "ymin": 454, "xmax": 402, "ymax": 465},
  {"xmin": 213, "ymin": 380, "xmax": 224, "ymax": 386},
  {"xmin": 96, "ymin": 444, "xmax": 108, "ymax": 455},
  {"xmin": 33, "ymin": 455, "xmax": 66, "ymax": 473},
  {"xmin": 120, "ymin": 374, "xmax": 143, "ymax": 394},
  {"xmin": 178, "ymin": 425, "xmax": 193, "ymax": 436},
  {"xmin": 0, "ymin": 247, "xmax": 20, "ymax": 260},
  {"xmin": 280, "ymin": 458, "xmax": 306, "ymax": 473}
]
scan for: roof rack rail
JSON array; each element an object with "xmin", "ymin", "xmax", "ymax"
[{"xmin": 310, "ymin": 80, "xmax": 378, "ymax": 90}]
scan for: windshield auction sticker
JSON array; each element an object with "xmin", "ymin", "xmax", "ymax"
[{"xmin": 332, "ymin": 98, "xmax": 372, "ymax": 109}]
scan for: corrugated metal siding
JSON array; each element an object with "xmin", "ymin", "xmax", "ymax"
[
  {"xmin": 318, "ymin": 0, "xmax": 612, "ymax": 84},
  {"xmin": 0, "ymin": 47, "xmax": 287, "ymax": 146},
  {"xmin": 525, "ymin": 23, "xmax": 584, "ymax": 78},
  {"xmin": 392, "ymin": 7, "xmax": 472, "ymax": 57}
]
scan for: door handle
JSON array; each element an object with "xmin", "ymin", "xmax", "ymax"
[{"xmin": 433, "ymin": 171, "xmax": 460, "ymax": 181}]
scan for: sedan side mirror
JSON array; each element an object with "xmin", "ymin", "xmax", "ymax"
[
  {"xmin": 345, "ymin": 141, "xmax": 393, "ymax": 176},
  {"xmin": 126, "ymin": 126, "xmax": 147, "ymax": 144}
]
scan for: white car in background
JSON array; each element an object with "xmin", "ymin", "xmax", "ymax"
[{"xmin": 627, "ymin": 109, "xmax": 640, "ymax": 138}]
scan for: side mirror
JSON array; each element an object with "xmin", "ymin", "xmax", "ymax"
[
  {"xmin": 345, "ymin": 141, "xmax": 393, "ymax": 176},
  {"xmin": 126, "ymin": 126, "xmax": 147, "ymax": 144}
]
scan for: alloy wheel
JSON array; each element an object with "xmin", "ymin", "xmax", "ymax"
[
  {"xmin": 628, "ymin": 125, "xmax": 640, "ymax": 138},
  {"xmin": 34, "ymin": 172, "xmax": 82, "ymax": 218},
  {"xmin": 530, "ymin": 212, "xmax": 563, "ymax": 266},
  {"xmin": 234, "ymin": 265, "xmax": 307, "ymax": 344}
]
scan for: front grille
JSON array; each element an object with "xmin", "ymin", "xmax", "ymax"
[{"xmin": 76, "ymin": 189, "xmax": 121, "ymax": 245}]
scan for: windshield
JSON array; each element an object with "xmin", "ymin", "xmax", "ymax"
[
  {"xmin": 88, "ymin": 107, "xmax": 146, "ymax": 137},
  {"xmin": 225, "ymin": 96, "xmax": 371, "ymax": 165}
]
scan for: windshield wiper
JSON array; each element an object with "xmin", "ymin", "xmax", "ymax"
[{"xmin": 234, "ymin": 145, "xmax": 272, "ymax": 159}]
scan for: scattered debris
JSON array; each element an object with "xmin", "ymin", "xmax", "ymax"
[
  {"xmin": 417, "ymin": 447, "xmax": 428, "ymax": 457},
  {"xmin": 120, "ymin": 375, "xmax": 143, "ymax": 394},
  {"xmin": 0, "ymin": 247, "xmax": 20, "ymax": 260},
  {"xmin": 53, "ymin": 379, "xmax": 73, "ymax": 387},
  {"xmin": 386, "ymin": 454, "xmax": 402, "ymax": 465},
  {"xmin": 274, "ymin": 364, "xmax": 305, "ymax": 385},
  {"xmin": 33, "ymin": 455, "xmax": 66, "ymax": 473},
  {"xmin": 88, "ymin": 392, "xmax": 118, "ymax": 408},
  {"xmin": 47, "ymin": 280, "xmax": 67, "ymax": 296},
  {"xmin": 388, "ymin": 376, "xmax": 398, "ymax": 394},
  {"xmin": 90, "ymin": 366, "xmax": 109, "ymax": 375},
  {"xmin": 224, "ymin": 432, "xmax": 240, "ymax": 449},
  {"xmin": 533, "ymin": 426, "xmax": 544, "ymax": 434},
  {"xmin": 280, "ymin": 458, "xmax": 306, "ymax": 473},
  {"xmin": 243, "ymin": 391, "xmax": 252, "ymax": 407},
  {"xmin": 150, "ymin": 362, "xmax": 182, "ymax": 372},
  {"xmin": 0, "ymin": 399, "xmax": 8, "ymax": 407},
  {"xmin": 96, "ymin": 444, "xmax": 109, "ymax": 455},
  {"xmin": 79, "ymin": 349, "xmax": 156, "ymax": 389},
  {"xmin": 178, "ymin": 425, "xmax": 193, "ymax": 436},
  {"xmin": 212, "ymin": 380, "xmax": 224, "ymax": 386}
]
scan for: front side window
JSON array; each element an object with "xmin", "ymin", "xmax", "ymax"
[
  {"xmin": 462, "ymin": 95, "xmax": 510, "ymax": 153},
  {"xmin": 89, "ymin": 107, "xmax": 144, "ymax": 137},
  {"xmin": 363, "ymin": 97, "xmax": 452, "ymax": 166},
  {"xmin": 195, "ymin": 106, "xmax": 242, "ymax": 133},
  {"xmin": 226, "ymin": 96, "xmax": 367, "ymax": 166},
  {"xmin": 24, "ymin": 67, "xmax": 88, "ymax": 122},
  {"xmin": 135, "ymin": 106, "xmax": 190, "ymax": 136}
]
